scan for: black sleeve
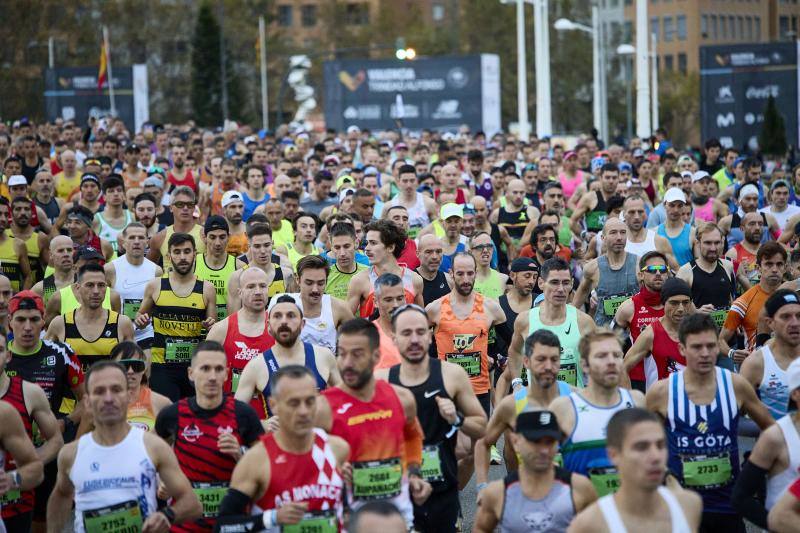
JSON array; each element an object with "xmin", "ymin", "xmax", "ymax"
[
  {"xmin": 215, "ymin": 489, "xmax": 265, "ymax": 532},
  {"xmin": 234, "ymin": 400, "xmax": 265, "ymax": 446},
  {"xmin": 154, "ymin": 403, "xmax": 179, "ymax": 443},
  {"xmin": 730, "ymin": 460, "xmax": 769, "ymax": 529}
]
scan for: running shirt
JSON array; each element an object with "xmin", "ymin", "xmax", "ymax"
[
  {"xmin": 597, "ymin": 487, "xmax": 691, "ymax": 533},
  {"xmin": 435, "ymin": 293, "xmax": 491, "ymax": 395},
  {"xmin": 42, "ymin": 274, "xmax": 58, "ymax": 306},
  {"xmin": 59, "ymin": 285, "xmax": 113, "ymax": 315},
  {"xmin": 561, "ymin": 388, "xmax": 635, "ymax": 496},
  {"xmin": 689, "ymin": 260, "xmax": 735, "ymax": 310},
  {"xmin": 758, "ymin": 344, "xmax": 792, "ymax": 420},
  {"xmin": 222, "ymin": 312, "xmax": 275, "ymax": 395},
  {"xmin": 241, "ymin": 190, "xmax": 268, "ymax": 222},
  {"xmin": 159, "ymin": 225, "xmax": 205, "ymax": 270},
  {"xmin": 724, "ymin": 284, "xmax": 771, "ymax": 350},
  {"xmin": 584, "ymin": 191, "xmax": 608, "ymax": 233},
  {"xmin": 666, "ymin": 367, "xmax": 740, "ymax": 514},
  {"xmin": 497, "ymin": 206, "xmax": 530, "ymax": 248},
  {"xmin": 628, "ymin": 291, "xmax": 664, "ymax": 382},
  {"xmin": 594, "ymin": 253, "xmax": 639, "ymax": 328},
  {"xmin": 195, "ymin": 254, "xmax": 237, "ymax": 321},
  {"xmin": 418, "ymin": 269, "xmax": 451, "ymax": 306},
  {"xmin": 376, "ymin": 321, "xmax": 402, "ymax": 370},
  {"xmin": 271, "ymin": 221, "xmax": 294, "ymax": 249},
  {"xmin": 54, "ymin": 171, "xmax": 82, "ymax": 200},
  {"xmin": 360, "ymin": 267, "xmax": 417, "ymax": 318},
  {"xmin": 260, "ymin": 343, "xmax": 327, "ymax": 418},
  {"xmin": 766, "ymin": 414, "xmax": 800, "ymax": 509},
  {"xmin": 94, "ymin": 210, "xmax": 133, "ymax": 253},
  {"xmin": 226, "ymin": 233, "xmax": 249, "ymax": 257},
  {"xmin": 326, "ymin": 263, "xmax": 367, "ymax": 301},
  {"xmin": 286, "ymin": 243, "xmax": 322, "ymax": 272},
  {"xmin": 388, "ymin": 193, "xmax": 430, "ymax": 239},
  {"xmin": 111, "ymin": 255, "xmax": 158, "ymax": 343},
  {"xmin": 20, "ymin": 232, "xmax": 43, "ymax": 282},
  {"xmin": 657, "ymin": 223, "xmax": 693, "ymax": 266},
  {"xmin": 732, "ymin": 243, "xmax": 760, "ymax": 287},
  {"xmin": 151, "ymin": 277, "xmax": 207, "ymax": 366},
  {"xmin": 267, "ymin": 294, "xmax": 338, "ymax": 353},
  {"xmin": 70, "ymin": 427, "xmax": 158, "ymax": 533},
  {"xmin": 322, "ymin": 381, "xmax": 413, "ymax": 524},
  {"xmin": 63, "ymin": 309, "xmax": 120, "ymax": 371},
  {"xmin": 473, "ymin": 269, "xmax": 505, "ymax": 299},
  {"xmin": 645, "ymin": 320, "xmax": 687, "ymax": 390},
  {"xmin": 255, "ymin": 429, "xmax": 344, "ymax": 532},
  {"xmin": 528, "ymin": 306, "xmax": 583, "ymax": 387},
  {"xmin": 625, "ymin": 230, "xmax": 657, "ymax": 258},
  {"xmin": 0, "ymin": 376, "xmax": 34, "ymax": 519},
  {"xmin": 35, "ymin": 196, "xmax": 61, "ymax": 224},
  {"xmin": 128, "ymin": 386, "xmax": 157, "ymax": 432},
  {"xmin": 500, "ymin": 468, "xmax": 575, "ymax": 533},
  {"xmin": 0, "ymin": 233, "xmax": 22, "ymax": 291},
  {"xmin": 693, "ymin": 198, "xmax": 715, "ymax": 222},
  {"xmin": 7, "ymin": 340, "xmax": 83, "ymax": 414}
]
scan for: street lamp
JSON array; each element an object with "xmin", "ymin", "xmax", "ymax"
[
  {"xmin": 554, "ymin": 5, "xmax": 607, "ymax": 143},
  {"xmin": 617, "ymin": 44, "xmax": 635, "ymax": 142}
]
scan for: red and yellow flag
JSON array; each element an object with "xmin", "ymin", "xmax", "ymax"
[{"xmin": 97, "ymin": 42, "xmax": 107, "ymax": 90}]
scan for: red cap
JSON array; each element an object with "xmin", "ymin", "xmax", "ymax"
[{"xmin": 9, "ymin": 291, "xmax": 44, "ymax": 317}]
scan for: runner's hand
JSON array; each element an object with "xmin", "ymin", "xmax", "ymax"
[
  {"xmin": 732, "ymin": 349, "xmax": 750, "ymax": 366},
  {"xmin": 265, "ymin": 416, "xmax": 280, "ymax": 433},
  {"xmin": 340, "ymin": 462, "xmax": 353, "ymax": 485},
  {"xmin": 218, "ymin": 433, "xmax": 242, "ymax": 461},
  {"xmin": 202, "ymin": 317, "xmax": 216, "ymax": 329},
  {"xmin": 0, "ymin": 472, "xmax": 12, "ymax": 496},
  {"xmin": 142, "ymin": 510, "xmax": 171, "ymax": 532},
  {"xmin": 434, "ymin": 396, "xmax": 458, "ymax": 425},
  {"xmin": 276, "ymin": 501, "xmax": 309, "ymax": 525},
  {"xmin": 697, "ymin": 304, "xmax": 715, "ymax": 314},
  {"xmin": 409, "ymin": 476, "xmax": 432, "ymax": 505},
  {"xmin": 134, "ymin": 313, "xmax": 150, "ymax": 329},
  {"xmin": 157, "ymin": 481, "xmax": 169, "ymax": 501}
]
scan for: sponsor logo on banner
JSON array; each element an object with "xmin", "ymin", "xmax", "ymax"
[
  {"xmin": 746, "ymin": 85, "xmax": 780, "ymax": 99},
  {"xmin": 717, "ymin": 113, "xmax": 735, "ymax": 128},
  {"xmin": 715, "ymin": 85, "xmax": 734, "ymax": 104},
  {"xmin": 432, "ymin": 100, "xmax": 462, "ymax": 120},
  {"xmin": 446, "ymin": 67, "xmax": 469, "ymax": 89},
  {"xmin": 343, "ymin": 105, "xmax": 381, "ymax": 120}
]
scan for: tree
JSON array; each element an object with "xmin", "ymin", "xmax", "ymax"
[
  {"xmin": 759, "ymin": 95, "xmax": 788, "ymax": 156},
  {"xmin": 191, "ymin": 2, "xmax": 224, "ymax": 126},
  {"xmin": 658, "ymin": 70, "xmax": 700, "ymax": 148}
]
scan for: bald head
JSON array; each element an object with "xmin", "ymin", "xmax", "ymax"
[
  {"xmin": 602, "ymin": 216, "xmax": 626, "ymax": 235},
  {"xmin": 471, "ymin": 196, "xmax": 487, "ymax": 210},
  {"xmin": 417, "ymin": 233, "xmax": 444, "ymax": 273},
  {"xmin": 418, "ymin": 233, "xmax": 443, "ymax": 252},
  {"xmin": 741, "ymin": 211, "xmax": 763, "ymax": 225},
  {"xmin": 50, "ymin": 235, "xmax": 73, "ymax": 251},
  {"xmin": 239, "ymin": 267, "xmax": 269, "ymax": 310}
]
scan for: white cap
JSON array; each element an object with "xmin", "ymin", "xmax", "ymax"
[
  {"xmin": 663, "ymin": 187, "xmax": 687, "ymax": 204},
  {"xmin": 787, "ymin": 357, "xmax": 800, "ymax": 411},
  {"xmin": 339, "ymin": 188, "xmax": 355, "ymax": 202},
  {"xmin": 692, "ymin": 170, "xmax": 711, "ymax": 183},
  {"xmin": 7, "ymin": 175, "xmax": 27, "ymax": 187},
  {"xmin": 680, "ymin": 170, "xmax": 693, "ymax": 180},
  {"xmin": 346, "ymin": 125, "xmax": 361, "ymax": 134},
  {"xmin": 440, "ymin": 203, "xmax": 464, "ymax": 220},
  {"xmin": 221, "ymin": 190, "xmax": 244, "ymax": 208}
]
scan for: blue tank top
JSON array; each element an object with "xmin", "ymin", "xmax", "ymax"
[
  {"xmin": 657, "ymin": 223, "xmax": 693, "ymax": 265},
  {"xmin": 261, "ymin": 342, "xmax": 327, "ymax": 416},
  {"xmin": 666, "ymin": 368, "xmax": 740, "ymax": 514},
  {"xmin": 241, "ymin": 190, "xmax": 268, "ymax": 222},
  {"xmin": 439, "ymin": 242, "xmax": 467, "ymax": 272}
]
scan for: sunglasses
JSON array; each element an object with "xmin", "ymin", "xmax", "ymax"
[
  {"xmin": 173, "ymin": 201, "xmax": 196, "ymax": 209},
  {"xmin": 641, "ymin": 265, "xmax": 669, "ymax": 274},
  {"xmin": 118, "ymin": 359, "xmax": 146, "ymax": 373},
  {"xmin": 472, "ymin": 243, "xmax": 494, "ymax": 251}
]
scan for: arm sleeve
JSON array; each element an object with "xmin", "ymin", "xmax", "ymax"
[
  {"xmin": 216, "ymin": 488, "xmax": 266, "ymax": 532},
  {"xmin": 402, "ymin": 416, "xmax": 424, "ymax": 469},
  {"xmin": 730, "ymin": 460, "xmax": 769, "ymax": 529},
  {"xmin": 154, "ymin": 403, "xmax": 179, "ymax": 442},
  {"xmin": 234, "ymin": 400, "xmax": 265, "ymax": 446}
]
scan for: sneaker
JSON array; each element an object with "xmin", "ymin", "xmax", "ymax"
[{"xmin": 490, "ymin": 445, "xmax": 502, "ymax": 465}]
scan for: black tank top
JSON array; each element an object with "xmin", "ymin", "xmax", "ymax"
[
  {"xmin": 497, "ymin": 206, "xmax": 530, "ymax": 241},
  {"xmin": 388, "ymin": 358, "xmax": 457, "ymax": 491},
  {"xmin": 689, "ymin": 260, "xmax": 736, "ymax": 308},
  {"xmin": 417, "ymin": 269, "xmax": 451, "ymax": 306},
  {"xmin": 34, "ymin": 197, "xmax": 60, "ymax": 224},
  {"xmin": 490, "ymin": 223, "xmax": 510, "ymax": 274},
  {"xmin": 495, "ymin": 294, "xmax": 534, "ymax": 358}
]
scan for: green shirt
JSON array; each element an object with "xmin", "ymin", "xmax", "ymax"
[
  {"xmin": 326, "ymin": 263, "xmax": 367, "ymax": 301},
  {"xmin": 528, "ymin": 305, "xmax": 584, "ymax": 387}
]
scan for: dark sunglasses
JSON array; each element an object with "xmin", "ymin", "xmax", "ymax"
[
  {"xmin": 641, "ymin": 265, "xmax": 669, "ymax": 274},
  {"xmin": 173, "ymin": 201, "xmax": 196, "ymax": 209},
  {"xmin": 119, "ymin": 359, "xmax": 146, "ymax": 373}
]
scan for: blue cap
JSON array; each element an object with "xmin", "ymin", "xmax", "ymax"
[{"xmin": 619, "ymin": 162, "xmax": 633, "ymax": 172}]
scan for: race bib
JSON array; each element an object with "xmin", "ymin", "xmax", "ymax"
[
  {"xmin": 231, "ymin": 369, "xmax": 242, "ymax": 393},
  {"xmin": 122, "ymin": 299, "xmax": 142, "ymax": 322},
  {"xmin": 585, "ymin": 210, "xmax": 607, "ymax": 232},
  {"xmin": 446, "ymin": 353, "xmax": 481, "ymax": 377},
  {"xmin": 588, "ymin": 466, "xmax": 621, "ymax": 497},
  {"xmin": 165, "ymin": 338, "xmax": 196, "ymax": 363},
  {"xmin": 602, "ymin": 295, "xmax": 629, "ymax": 317},
  {"xmin": 681, "ymin": 453, "xmax": 732, "ymax": 488},
  {"xmin": 557, "ymin": 363, "xmax": 578, "ymax": 387},
  {"xmin": 710, "ymin": 308, "xmax": 729, "ymax": 330},
  {"xmin": 216, "ymin": 304, "xmax": 226, "ymax": 322},
  {"xmin": 193, "ymin": 481, "xmax": 228, "ymax": 517},
  {"xmin": 282, "ymin": 509, "xmax": 338, "ymax": 533},
  {"xmin": 420, "ymin": 444, "xmax": 444, "ymax": 482},
  {"xmin": 352, "ymin": 458, "xmax": 402, "ymax": 500},
  {"xmin": 0, "ymin": 488, "xmax": 20, "ymax": 504},
  {"xmin": 83, "ymin": 499, "xmax": 142, "ymax": 533}
]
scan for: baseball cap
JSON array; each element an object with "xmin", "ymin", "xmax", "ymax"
[
  {"xmin": 691, "ymin": 170, "xmax": 711, "ymax": 183},
  {"xmin": 632, "ymin": 148, "xmax": 644, "ymax": 158},
  {"xmin": 7, "ymin": 175, "xmax": 27, "ymax": 187},
  {"xmin": 323, "ymin": 155, "xmax": 341, "ymax": 166},
  {"xmin": 787, "ymin": 357, "xmax": 800, "ymax": 412},
  {"xmin": 765, "ymin": 289, "xmax": 800, "ymax": 318},
  {"xmin": 563, "ymin": 151, "xmax": 577, "ymax": 160},
  {"xmin": 440, "ymin": 203, "xmax": 463, "ymax": 220},
  {"xmin": 339, "ymin": 188, "xmax": 355, "ymax": 202},
  {"xmin": 336, "ymin": 175, "xmax": 355, "ymax": 190},
  {"xmin": 221, "ymin": 190, "xmax": 244, "ymax": 208},
  {"xmin": 395, "ymin": 142, "xmax": 408, "ymax": 150},
  {"xmin": 143, "ymin": 175, "xmax": 164, "ymax": 188},
  {"xmin": 590, "ymin": 156, "xmax": 607, "ymax": 173},
  {"xmin": 346, "ymin": 125, "xmax": 361, "ymax": 134},
  {"xmin": 75, "ymin": 245, "xmax": 105, "ymax": 262},
  {"xmin": 515, "ymin": 410, "xmax": 563, "ymax": 442},
  {"xmin": 363, "ymin": 166, "xmax": 379, "ymax": 177},
  {"xmin": 619, "ymin": 162, "xmax": 633, "ymax": 172},
  {"xmin": 81, "ymin": 174, "xmax": 100, "ymax": 186},
  {"xmin": 510, "ymin": 257, "xmax": 538, "ymax": 273},
  {"xmin": 8, "ymin": 291, "xmax": 44, "ymax": 317},
  {"xmin": 204, "ymin": 215, "xmax": 229, "ymax": 234},
  {"xmin": 663, "ymin": 187, "xmax": 687, "ymax": 205}
]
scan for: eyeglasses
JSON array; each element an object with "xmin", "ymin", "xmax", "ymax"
[
  {"xmin": 472, "ymin": 243, "xmax": 493, "ymax": 251},
  {"xmin": 641, "ymin": 265, "xmax": 669, "ymax": 274},
  {"xmin": 173, "ymin": 201, "xmax": 196, "ymax": 209},
  {"xmin": 118, "ymin": 359, "xmax": 146, "ymax": 373}
]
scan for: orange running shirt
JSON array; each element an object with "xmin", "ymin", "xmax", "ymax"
[
  {"xmin": 434, "ymin": 293, "xmax": 490, "ymax": 394},
  {"xmin": 723, "ymin": 284, "xmax": 771, "ymax": 350}
]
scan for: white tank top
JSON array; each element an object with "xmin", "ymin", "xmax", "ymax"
[
  {"xmin": 268, "ymin": 293, "xmax": 338, "ymax": 352},
  {"xmin": 71, "ymin": 427, "xmax": 158, "ymax": 533},
  {"xmin": 96, "ymin": 210, "xmax": 133, "ymax": 252},
  {"xmin": 598, "ymin": 487, "xmax": 691, "ymax": 533},
  {"xmin": 111, "ymin": 255, "xmax": 158, "ymax": 342},
  {"xmin": 625, "ymin": 229, "xmax": 657, "ymax": 257},
  {"xmin": 766, "ymin": 414, "xmax": 800, "ymax": 509},
  {"xmin": 390, "ymin": 192, "xmax": 430, "ymax": 231},
  {"xmin": 759, "ymin": 345, "xmax": 792, "ymax": 420}
]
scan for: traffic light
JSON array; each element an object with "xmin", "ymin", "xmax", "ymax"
[{"xmin": 395, "ymin": 37, "xmax": 416, "ymax": 60}]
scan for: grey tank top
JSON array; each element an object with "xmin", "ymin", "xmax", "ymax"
[
  {"xmin": 594, "ymin": 253, "xmax": 639, "ymax": 328},
  {"xmin": 499, "ymin": 468, "xmax": 575, "ymax": 533}
]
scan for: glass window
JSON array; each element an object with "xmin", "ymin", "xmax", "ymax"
[
  {"xmin": 755, "ymin": 16, "xmax": 761, "ymax": 40},
  {"xmin": 624, "ymin": 21, "xmax": 633, "ymax": 42},
  {"xmin": 663, "ymin": 16, "xmax": 674, "ymax": 42},
  {"xmin": 711, "ymin": 15, "xmax": 718, "ymax": 40},
  {"xmin": 729, "ymin": 15, "xmax": 736, "ymax": 38},
  {"xmin": 345, "ymin": 3, "xmax": 369, "ymax": 25},
  {"xmin": 738, "ymin": 16, "xmax": 744, "ymax": 39},
  {"xmin": 677, "ymin": 15, "xmax": 687, "ymax": 40},
  {"xmin": 664, "ymin": 55, "xmax": 674, "ymax": 70},
  {"xmin": 746, "ymin": 16, "xmax": 752, "ymax": 40},
  {"xmin": 277, "ymin": 5, "xmax": 292, "ymax": 27},
  {"xmin": 650, "ymin": 17, "xmax": 659, "ymax": 41},
  {"xmin": 701, "ymin": 15, "xmax": 708, "ymax": 37},
  {"xmin": 678, "ymin": 53, "xmax": 687, "ymax": 73},
  {"xmin": 301, "ymin": 5, "xmax": 317, "ymax": 27},
  {"xmin": 432, "ymin": 3, "xmax": 445, "ymax": 21}
]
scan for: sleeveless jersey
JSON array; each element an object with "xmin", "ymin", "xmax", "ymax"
[
  {"xmin": 528, "ymin": 306, "xmax": 583, "ymax": 387},
  {"xmin": 584, "ymin": 191, "xmax": 608, "ymax": 232},
  {"xmin": 766, "ymin": 414, "xmax": 800, "ymax": 509},
  {"xmin": 558, "ymin": 170, "xmax": 585, "ymax": 200},
  {"xmin": 689, "ymin": 260, "xmax": 735, "ymax": 309},
  {"xmin": 173, "ymin": 395, "xmax": 241, "ymax": 532},
  {"xmin": 151, "ymin": 277, "xmax": 206, "ymax": 365},
  {"xmin": 59, "ymin": 285, "xmax": 112, "ymax": 315},
  {"xmin": 128, "ymin": 386, "xmax": 157, "ymax": 432},
  {"xmin": 561, "ymin": 388, "xmax": 635, "ymax": 496},
  {"xmin": 195, "ymin": 254, "xmax": 237, "ymax": 321},
  {"xmin": 657, "ymin": 223, "xmax": 693, "ymax": 265},
  {"xmin": 111, "ymin": 255, "xmax": 158, "ymax": 342},
  {"xmin": 513, "ymin": 382, "xmax": 571, "ymax": 415},
  {"xmin": 241, "ymin": 190, "xmax": 267, "ymax": 222},
  {"xmin": 666, "ymin": 368, "xmax": 740, "ymax": 514},
  {"xmin": 268, "ymin": 294, "xmax": 337, "ymax": 353},
  {"xmin": 629, "ymin": 292, "xmax": 664, "ymax": 382},
  {"xmin": 222, "ymin": 312, "xmax": 274, "ymax": 395},
  {"xmin": 0, "ymin": 376, "xmax": 34, "ymax": 518},
  {"xmin": 286, "ymin": 242, "xmax": 322, "ymax": 271},
  {"xmin": 418, "ymin": 269, "xmax": 451, "ymax": 306},
  {"xmin": 42, "ymin": 274, "xmax": 58, "ymax": 306},
  {"xmin": 322, "ymin": 381, "xmax": 413, "ymax": 524},
  {"xmin": 597, "ymin": 487, "xmax": 691, "ymax": 533},
  {"xmin": 389, "ymin": 193, "xmax": 430, "ymax": 239},
  {"xmin": 7, "ymin": 340, "xmax": 83, "ymax": 415},
  {"xmin": 210, "ymin": 182, "xmax": 235, "ymax": 216},
  {"xmin": 474, "ymin": 269, "xmax": 505, "ymax": 299},
  {"xmin": 0, "ymin": 233, "xmax": 22, "ymax": 291},
  {"xmin": 497, "ymin": 206, "xmax": 530, "ymax": 246},
  {"xmin": 260, "ymin": 343, "xmax": 327, "ymax": 418},
  {"xmin": 435, "ymin": 293, "xmax": 491, "ymax": 394},
  {"xmin": 326, "ymin": 263, "xmax": 367, "ymax": 301},
  {"xmin": 256, "ymin": 429, "xmax": 344, "ymax": 531},
  {"xmin": 594, "ymin": 253, "xmax": 639, "ymax": 328},
  {"xmin": 625, "ymin": 230, "xmax": 657, "ymax": 257},
  {"xmin": 63, "ymin": 309, "xmax": 120, "ymax": 371},
  {"xmin": 499, "ymin": 468, "xmax": 575, "ymax": 533},
  {"xmin": 71, "ymin": 427, "xmax": 158, "ymax": 533},
  {"xmin": 271, "ymin": 220, "xmax": 294, "ymax": 249},
  {"xmin": 35, "ymin": 196, "xmax": 61, "ymax": 224},
  {"xmin": 360, "ymin": 267, "xmax": 416, "ymax": 318},
  {"xmin": 758, "ymin": 344, "xmax": 791, "ymax": 420},
  {"xmin": 646, "ymin": 321, "xmax": 686, "ymax": 389},
  {"xmin": 168, "ymin": 169, "xmax": 196, "ymax": 193},
  {"xmin": 20, "ymin": 231, "xmax": 42, "ymax": 281},
  {"xmin": 226, "ymin": 232, "xmax": 249, "ymax": 256},
  {"xmin": 732, "ymin": 242, "xmax": 760, "ymax": 286},
  {"xmin": 388, "ymin": 358, "xmax": 457, "ymax": 492},
  {"xmin": 55, "ymin": 171, "xmax": 82, "ymax": 201},
  {"xmin": 693, "ymin": 198, "xmax": 715, "ymax": 222},
  {"xmin": 95, "ymin": 210, "xmax": 133, "ymax": 253},
  {"xmin": 159, "ymin": 225, "xmax": 205, "ymax": 270}
]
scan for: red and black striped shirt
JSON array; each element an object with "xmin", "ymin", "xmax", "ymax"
[{"xmin": 1, "ymin": 376, "xmax": 34, "ymax": 517}]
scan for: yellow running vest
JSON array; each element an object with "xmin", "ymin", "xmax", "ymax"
[
  {"xmin": 59, "ymin": 285, "xmax": 112, "ymax": 315},
  {"xmin": 63, "ymin": 309, "xmax": 120, "ymax": 371},
  {"xmin": 194, "ymin": 254, "xmax": 237, "ymax": 321},
  {"xmin": 0, "ymin": 233, "xmax": 21, "ymax": 291},
  {"xmin": 151, "ymin": 277, "xmax": 206, "ymax": 365},
  {"xmin": 159, "ymin": 225, "xmax": 206, "ymax": 270}
]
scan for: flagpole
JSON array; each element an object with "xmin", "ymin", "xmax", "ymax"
[
  {"xmin": 259, "ymin": 16, "xmax": 269, "ymax": 131},
  {"xmin": 102, "ymin": 26, "xmax": 117, "ymax": 117}
]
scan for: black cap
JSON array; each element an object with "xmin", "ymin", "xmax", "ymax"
[
  {"xmin": 515, "ymin": 410, "xmax": 562, "ymax": 442},
  {"xmin": 765, "ymin": 289, "xmax": 800, "ymax": 318},
  {"xmin": 204, "ymin": 215, "xmax": 229, "ymax": 234},
  {"xmin": 660, "ymin": 277, "xmax": 692, "ymax": 304},
  {"xmin": 510, "ymin": 257, "xmax": 538, "ymax": 273},
  {"xmin": 75, "ymin": 246, "xmax": 104, "ymax": 262}
]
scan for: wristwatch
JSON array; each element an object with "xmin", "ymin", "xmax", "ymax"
[
  {"xmin": 407, "ymin": 465, "xmax": 422, "ymax": 479},
  {"xmin": 453, "ymin": 412, "xmax": 464, "ymax": 428},
  {"xmin": 160, "ymin": 506, "xmax": 176, "ymax": 525},
  {"xmin": 9, "ymin": 470, "xmax": 21, "ymax": 490}
]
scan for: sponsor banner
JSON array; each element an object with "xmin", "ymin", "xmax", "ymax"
[
  {"xmin": 323, "ymin": 54, "xmax": 500, "ymax": 133},
  {"xmin": 700, "ymin": 42, "xmax": 798, "ymax": 149}
]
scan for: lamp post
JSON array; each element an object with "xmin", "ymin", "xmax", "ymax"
[
  {"xmin": 617, "ymin": 44, "xmax": 635, "ymax": 142},
  {"xmin": 554, "ymin": 4, "xmax": 607, "ymax": 143}
]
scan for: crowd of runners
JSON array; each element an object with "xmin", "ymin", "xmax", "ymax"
[{"xmin": 0, "ymin": 118, "xmax": 796, "ymax": 532}]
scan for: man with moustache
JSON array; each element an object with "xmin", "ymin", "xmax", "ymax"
[
  {"xmin": 376, "ymin": 304, "xmax": 486, "ymax": 533},
  {"xmin": 234, "ymin": 295, "xmax": 339, "ymax": 426},
  {"xmin": 133, "ymin": 192, "xmax": 162, "ymax": 240},
  {"xmin": 725, "ymin": 211, "xmax": 767, "ymax": 290},
  {"xmin": 621, "ymin": 195, "xmax": 678, "ymax": 269},
  {"xmin": 415, "ymin": 234, "xmax": 452, "ymax": 306},
  {"xmin": 677, "ymin": 224, "xmax": 736, "ymax": 319}
]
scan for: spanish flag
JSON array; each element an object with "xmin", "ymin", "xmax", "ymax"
[{"xmin": 97, "ymin": 42, "xmax": 107, "ymax": 90}]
